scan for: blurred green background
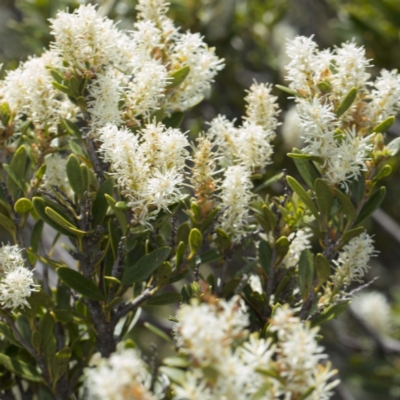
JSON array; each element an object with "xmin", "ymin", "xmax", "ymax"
[{"xmin": 1, "ymin": 0, "xmax": 400, "ymax": 398}]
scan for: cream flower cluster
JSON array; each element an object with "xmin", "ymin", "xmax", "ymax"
[
  {"xmin": 285, "ymin": 36, "xmax": 400, "ymax": 187},
  {"xmin": 217, "ymin": 165, "xmax": 254, "ymax": 243},
  {"xmin": 0, "ymin": 51, "xmax": 77, "ymax": 134},
  {"xmin": 83, "ymin": 348, "xmax": 157, "ymax": 400},
  {"xmin": 50, "ymin": 1, "xmax": 223, "ymax": 122},
  {"xmin": 208, "ymin": 82, "xmax": 279, "ymax": 170},
  {"xmin": 202, "ymin": 83, "xmax": 280, "ymax": 242},
  {"xmin": 98, "ymin": 123, "xmax": 189, "ymax": 224},
  {"xmin": 0, "ymin": 1, "xmax": 224, "ymax": 139},
  {"xmin": 173, "ymin": 299, "xmax": 338, "ymax": 400},
  {"xmin": 282, "ymin": 228, "xmax": 313, "ymax": 268},
  {"xmin": 332, "ymin": 232, "xmax": 375, "ymax": 287},
  {"xmin": 0, "ymin": 245, "xmax": 39, "ymax": 309}
]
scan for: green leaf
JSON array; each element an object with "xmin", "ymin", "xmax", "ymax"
[
  {"xmin": 0, "ymin": 213, "xmax": 17, "ymax": 241},
  {"xmin": 68, "ymin": 76, "xmax": 80, "ymax": 95},
  {"xmin": 144, "ymin": 322, "xmax": 172, "ymax": 342},
  {"xmin": 66, "ymin": 154, "xmax": 85, "ymax": 196},
  {"xmin": 315, "ymin": 253, "xmax": 331, "ymax": 288},
  {"xmin": 163, "ymin": 357, "xmax": 190, "ymax": 368},
  {"xmin": 105, "ymin": 194, "xmax": 127, "ymax": 235},
  {"xmin": 39, "ymin": 312, "xmax": 55, "ymax": 347},
  {"xmin": 254, "ymin": 172, "xmax": 284, "ymax": 192},
  {"xmin": 31, "ymin": 331, "xmax": 41, "ymax": 352},
  {"xmin": 33, "ymin": 197, "xmax": 74, "ymax": 237},
  {"xmin": 69, "ymin": 139, "xmax": 88, "ymax": 159},
  {"xmin": 199, "ymin": 249, "xmax": 222, "ymax": 264},
  {"xmin": 14, "ymin": 198, "xmax": 33, "ymax": 214},
  {"xmin": 48, "ymin": 68, "xmax": 65, "ymax": 84},
  {"xmin": 299, "ymin": 387, "xmax": 316, "ymax": 400},
  {"xmin": 373, "ymin": 164, "xmax": 392, "ymax": 183},
  {"xmin": 221, "ymin": 278, "xmax": 241, "ymax": 297},
  {"xmin": 202, "ymin": 365, "xmax": 219, "ymax": 384},
  {"xmin": 259, "ymin": 241, "xmax": 272, "ymax": 276},
  {"xmin": 254, "ymin": 214, "xmax": 271, "ymax": 234},
  {"xmin": 317, "ymin": 80, "xmax": 331, "ymax": 93},
  {"xmin": 334, "ymin": 188, "xmax": 356, "ymax": 228},
  {"xmin": 52, "ymin": 347, "xmax": 71, "ymax": 385},
  {"xmin": 122, "ymin": 247, "xmax": 172, "ymax": 285},
  {"xmin": 339, "ymin": 226, "xmax": 365, "ymax": 247},
  {"xmin": 351, "ymin": 175, "xmax": 365, "ymax": 203},
  {"xmin": 199, "ymin": 207, "xmax": 220, "ymax": 231},
  {"xmin": 287, "ymin": 152, "xmax": 324, "ymax": 164},
  {"xmin": 311, "ymin": 301, "xmax": 351, "ymax": 327},
  {"xmin": 299, "ymin": 249, "xmax": 315, "ymax": 300},
  {"xmin": 215, "ymin": 228, "xmax": 231, "ymax": 253},
  {"xmin": 354, "ymin": 187, "xmax": 386, "ymax": 226},
  {"xmin": 146, "ymin": 292, "xmax": 182, "ymax": 306},
  {"xmin": 175, "ymin": 241, "xmax": 186, "ymax": 267},
  {"xmin": 0, "ymin": 322, "xmax": 18, "ymax": 345},
  {"xmin": 167, "ymin": 66, "xmax": 190, "ymax": 89},
  {"xmin": 0, "ymin": 354, "xmax": 42, "ymax": 382},
  {"xmin": 7, "ymin": 145, "xmax": 27, "ymax": 196},
  {"xmin": 61, "ymin": 118, "xmax": 82, "ymax": 138},
  {"xmin": 92, "ymin": 178, "xmax": 114, "ymax": 227},
  {"xmin": 262, "ymin": 205, "xmax": 277, "ymax": 231},
  {"xmin": 159, "ymin": 366, "xmax": 185, "ymax": 384},
  {"xmin": 45, "ymin": 207, "xmax": 85, "ymax": 238},
  {"xmin": 52, "ymin": 81, "xmax": 70, "ymax": 95},
  {"xmin": 188, "ymin": 228, "xmax": 202, "ymax": 260},
  {"xmin": 157, "ymin": 261, "xmax": 172, "ymax": 286},
  {"xmin": 275, "ymin": 84, "xmax": 298, "ymax": 96},
  {"xmin": 30, "ymin": 219, "xmax": 44, "ymax": 253},
  {"xmin": 286, "ymin": 176, "xmax": 319, "ymax": 220},
  {"xmin": 57, "ymin": 267, "xmax": 105, "ymax": 301},
  {"xmin": 80, "ymin": 163, "xmax": 90, "ymax": 194},
  {"xmin": 163, "ymin": 112, "xmax": 184, "ymax": 128},
  {"xmin": 372, "ymin": 116, "xmax": 395, "ymax": 133},
  {"xmin": 291, "ymin": 149, "xmax": 320, "ymax": 190},
  {"xmin": 104, "ymin": 296, "xmax": 123, "ymax": 311},
  {"xmin": 275, "ymin": 236, "xmax": 289, "ymax": 259},
  {"xmin": 335, "ymin": 87, "xmax": 357, "ymax": 117},
  {"xmin": 315, "ymin": 179, "xmax": 333, "ymax": 222},
  {"xmin": 176, "ymin": 222, "xmax": 191, "ymax": 244}
]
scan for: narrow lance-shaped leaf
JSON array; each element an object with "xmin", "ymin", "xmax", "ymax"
[
  {"xmin": 372, "ymin": 116, "xmax": 395, "ymax": 133},
  {"xmin": 7, "ymin": 145, "xmax": 27, "ymax": 196},
  {"xmin": 334, "ymin": 188, "xmax": 356, "ymax": 228},
  {"xmin": 57, "ymin": 267, "xmax": 105, "ymax": 301},
  {"xmin": 33, "ymin": 197, "xmax": 73, "ymax": 237},
  {"xmin": 259, "ymin": 241, "xmax": 272, "ymax": 276},
  {"xmin": 45, "ymin": 207, "xmax": 85, "ymax": 238},
  {"xmin": 315, "ymin": 253, "xmax": 331, "ymax": 289},
  {"xmin": 335, "ymin": 87, "xmax": 357, "ymax": 117},
  {"xmin": 291, "ymin": 148, "xmax": 320, "ymax": 190},
  {"xmin": 354, "ymin": 187, "xmax": 386, "ymax": 226},
  {"xmin": 167, "ymin": 66, "xmax": 190, "ymax": 89},
  {"xmin": 66, "ymin": 154, "xmax": 85, "ymax": 196},
  {"xmin": 122, "ymin": 247, "xmax": 172, "ymax": 285},
  {"xmin": 315, "ymin": 179, "xmax": 333, "ymax": 224},
  {"xmin": 286, "ymin": 176, "xmax": 319, "ymax": 220},
  {"xmin": 92, "ymin": 178, "xmax": 114, "ymax": 227},
  {"xmin": 299, "ymin": 249, "xmax": 315, "ymax": 299}
]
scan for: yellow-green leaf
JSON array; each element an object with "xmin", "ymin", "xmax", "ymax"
[{"xmin": 167, "ymin": 66, "xmax": 190, "ymax": 89}]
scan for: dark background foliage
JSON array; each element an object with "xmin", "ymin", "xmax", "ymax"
[{"xmin": 1, "ymin": 1, "xmax": 400, "ymax": 398}]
